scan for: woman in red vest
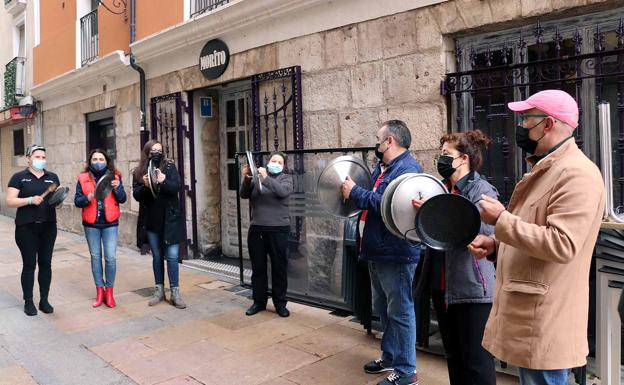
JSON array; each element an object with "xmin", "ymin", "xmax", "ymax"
[{"xmin": 74, "ymin": 149, "xmax": 127, "ymax": 308}]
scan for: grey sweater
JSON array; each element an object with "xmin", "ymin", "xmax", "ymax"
[
  {"xmin": 445, "ymin": 171, "xmax": 498, "ymax": 305},
  {"xmin": 240, "ymin": 172, "xmax": 293, "ymax": 227}
]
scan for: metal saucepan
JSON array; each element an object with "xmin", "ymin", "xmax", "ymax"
[
  {"xmin": 48, "ymin": 186, "xmax": 70, "ymax": 207},
  {"xmin": 94, "ymin": 172, "xmax": 115, "ymax": 201},
  {"xmin": 147, "ymin": 159, "xmax": 160, "ymax": 198},
  {"xmin": 245, "ymin": 150, "xmax": 263, "ymax": 193},
  {"xmin": 415, "ymin": 193, "xmax": 481, "ymax": 251},
  {"xmin": 317, "ymin": 155, "xmax": 372, "ymax": 218},
  {"xmin": 381, "ymin": 173, "xmax": 413, "ymax": 238},
  {"xmin": 389, "ymin": 173, "xmax": 448, "ymax": 241}
]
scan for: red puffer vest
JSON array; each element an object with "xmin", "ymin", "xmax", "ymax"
[{"xmin": 78, "ymin": 171, "xmax": 121, "ymax": 224}]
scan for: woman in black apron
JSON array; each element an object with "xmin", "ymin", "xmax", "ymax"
[{"xmin": 6, "ymin": 145, "xmax": 60, "ymax": 316}]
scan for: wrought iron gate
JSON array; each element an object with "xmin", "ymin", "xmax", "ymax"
[
  {"xmin": 442, "ymin": 17, "xmax": 624, "ymax": 207},
  {"xmin": 251, "ymin": 66, "xmax": 304, "ymax": 152},
  {"xmin": 249, "ymin": 66, "xmax": 305, "ymax": 245},
  {"xmin": 150, "ymin": 92, "xmax": 198, "ymax": 258}
]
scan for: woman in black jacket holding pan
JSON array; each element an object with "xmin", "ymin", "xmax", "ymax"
[{"xmin": 132, "ymin": 139, "xmax": 186, "ymax": 309}]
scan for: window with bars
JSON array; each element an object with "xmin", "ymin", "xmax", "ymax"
[{"xmin": 443, "ymin": 10, "xmax": 624, "ymax": 205}]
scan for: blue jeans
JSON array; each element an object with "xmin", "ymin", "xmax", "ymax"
[
  {"xmin": 369, "ymin": 261, "xmax": 417, "ymax": 376},
  {"xmin": 519, "ymin": 368, "xmax": 570, "ymax": 385},
  {"xmin": 84, "ymin": 226, "xmax": 118, "ymax": 288},
  {"xmin": 146, "ymin": 231, "xmax": 180, "ymax": 288}
]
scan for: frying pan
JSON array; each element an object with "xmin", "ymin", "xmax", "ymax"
[
  {"xmin": 48, "ymin": 186, "xmax": 70, "ymax": 207},
  {"xmin": 246, "ymin": 150, "xmax": 263, "ymax": 193},
  {"xmin": 94, "ymin": 173, "xmax": 115, "ymax": 200},
  {"xmin": 317, "ymin": 155, "xmax": 372, "ymax": 218},
  {"xmin": 415, "ymin": 193, "xmax": 481, "ymax": 251},
  {"xmin": 147, "ymin": 159, "xmax": 160, "ymax": 198}
]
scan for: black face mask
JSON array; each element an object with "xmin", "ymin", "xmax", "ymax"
[
  {"xmin": 375, "ymin": 138, "xmax": 389, "ymax": 162},
  {"xmin": 437, "ymin": 155, "xmax": 458, "ymax": 179},
  {"xmin": 516, "ymin": 119, "xmax": 546, "ymax": 154},
  {"xmin": 149, "ymin": 153, "xmax": 162, "ymax": 166},
  {"xmin": 374, "ymin": 143, "xmax": 384, "ymax": 161}
]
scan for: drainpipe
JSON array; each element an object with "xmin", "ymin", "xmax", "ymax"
[{"xmin": 129, "ymin": 0, "xmax": 148, "ymax": 147}]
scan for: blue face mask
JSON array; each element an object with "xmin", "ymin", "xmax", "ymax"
[
  {"xmin": 32, "ymin": 159, "xmax": 46, "ymax": 171},
  {"xmin": 267, "ymin": 162, "xmax": 283, "ymax": 174},
  {"xmin": 90, "ymin": 162, "xmax": 107, "ymax": 172}
]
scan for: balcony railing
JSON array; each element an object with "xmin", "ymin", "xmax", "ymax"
[
  {"xmin": 80, "ymin": 9, "xmax": 99, "ymax": 66},
  {"xmin": 4, "ymin": 57, "xmax": 26, "ymax": 108},
  {"xmin": 190, "ymin": 0, "xmax": 230, "ymax": 18}
]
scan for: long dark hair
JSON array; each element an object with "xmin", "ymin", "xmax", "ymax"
[
  {"xmin": 440, "ymin": 130, "xmax": 491, "ymax": 171},
  {"xmin": 84, "ymin": 148, "xmax": 118, "ymax": 174},
  {"xmin": 133, "ymin": 139, "xmax": 161, "ymax": 181}
]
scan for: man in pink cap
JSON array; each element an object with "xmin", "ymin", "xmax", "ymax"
[{"xmin": 469, "ymin": 89, "xmax": 605, "ymax": 384}]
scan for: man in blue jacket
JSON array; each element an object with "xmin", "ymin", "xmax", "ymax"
[{"xmin": 342, "ymin": 120, "xmax": 422, "ymax": 385}]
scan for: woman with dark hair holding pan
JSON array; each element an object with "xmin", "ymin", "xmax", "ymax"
[
  {"xmin": 74, "ymin": 148, "xmax": 127, "ymax": 308},
  {"xmin": 240, "ymin": 151, "xmax": 293, "ymax": 317},
  {"xmin": 132, "ymin": 140, "xmax": 186, "ymax": 309},
  {"xmin": 413, "ymin": 130, "xmax": 498, "ymax": 385},
  {"xmin": 6, "ymin": 144, "xmax": 61, "ymax": 316}
]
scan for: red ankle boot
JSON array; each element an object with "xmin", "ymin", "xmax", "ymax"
[
  {"xmin": 105, "ymin": 287, "xmax": 116, "ymax": 308},
  {"xmin": 93, "ymin": 287, "xmax": 105, "ymax": 308}
]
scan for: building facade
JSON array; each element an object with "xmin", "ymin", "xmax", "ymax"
[
  {"xmin": 0, "ymin": 0, "xmax": 38, "ymax": 214},
  {"xmin": 20, "ymin": 0, "xmax": 624, "ymax": 292}
]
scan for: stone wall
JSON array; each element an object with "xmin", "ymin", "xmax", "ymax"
[
  {"xmin": 41, "ymin": 85, "xmax": 141, "ymax": 244},
  {"xmin": 0, "ymin": 121, "xmax": 34, "ymax": 218}
]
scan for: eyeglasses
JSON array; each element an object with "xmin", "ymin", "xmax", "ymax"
[
  {"xmin": 517, "ymin": 114, "xmax": 548, "ymax": 126},
  {"xmin": 150, "ymin": 150, "xmax": 163, "ymax": 154}
]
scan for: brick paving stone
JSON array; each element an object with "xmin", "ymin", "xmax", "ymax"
[
  {"xmin": 0, "ymin": 215, "xmax": 521, "ymax": 385},
  {"xmin": 0, "ymin": 364, "xmax": 38, "ymax": 385}
]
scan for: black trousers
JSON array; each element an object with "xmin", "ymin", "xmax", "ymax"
[
  {"xmin": 15, "ymin": 223, "xmax": 57, "ymax": 302},
  {"xmin": 247, "ymin": 227, "xmax": 288, "ymax": 307},
  {"xmin": 432, "ymin": 290, "xmax": 496, "ymax": 385}
]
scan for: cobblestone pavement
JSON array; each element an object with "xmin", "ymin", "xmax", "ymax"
[{"xmin": 0, "ymin": 215, "xmax": 518, "ymax": 385}]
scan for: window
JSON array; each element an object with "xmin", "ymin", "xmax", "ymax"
[
  {"xmin": 86, "ymin": 108, "xmax": 116, "ymax": 160},
  {"xmin": 222, "ymin": 94, "xmax": 250, "ymax": 190},
  {"xmin": 13, "ymin": 128, "xmax": 24, "ymax": 156},
  {"xmin": 445, "ymin": 9, "xmax": 624, "ymax": 203},
  {"xmin": 17, "ymin": 24, "xmax": 24, "ymax": 57}
]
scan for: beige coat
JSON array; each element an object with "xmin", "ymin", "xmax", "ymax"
[{"xmin": 482, "ymin": 139, "xmax": 605, "ymax": 369}]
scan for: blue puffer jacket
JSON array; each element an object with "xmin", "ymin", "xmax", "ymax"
[{"xmin": 350, "ymin": 150, "xmax": 423, "ymax": 264}]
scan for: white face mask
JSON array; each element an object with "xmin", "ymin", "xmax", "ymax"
[
  {"xmin": 267, "ymin": 162, "xmax": 283, "ymax": 174},
  {"xmin": 32, "ymin": 159, "xmax": 47, "ymax": 171}
]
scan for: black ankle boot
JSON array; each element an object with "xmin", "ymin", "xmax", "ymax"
[
  {"xmin": 24, "ymin": 300, "xmax": 37, "ymax": 316},
  {"xmin": 276, "ymin": 305, "xmax": 290, "ymax": 318},
  {"xmin": 245, "ymin": 303, "xmax": 266, "ymax": 316},
  {"xmin": 39, "ymin": 299, "xmax": 54, "ymax": 314}
]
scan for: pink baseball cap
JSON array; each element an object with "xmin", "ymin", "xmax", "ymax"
[{"xmin": 508, "ymin": 89, "xmax": 579, "ymax": 129}]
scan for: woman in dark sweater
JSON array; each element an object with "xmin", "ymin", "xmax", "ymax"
[
  {"xmin": 414, "ymin": 130, "xmax": 498, "ymax": 385},
  {"xmin": 240, "ymin": 152, "xmax": 293, "ymax": 317},
  {"xmin": 74, "ymin": 149, "xmax": 127, "ymax": 308},
  {"xmin": 132, "ymin": 140, "xmax": 186, "ymax": 309}
]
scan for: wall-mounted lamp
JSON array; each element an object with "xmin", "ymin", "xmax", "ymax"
[{"xmin": 98, "ymin": 0, "xmax": 127, "ymax": 20}]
